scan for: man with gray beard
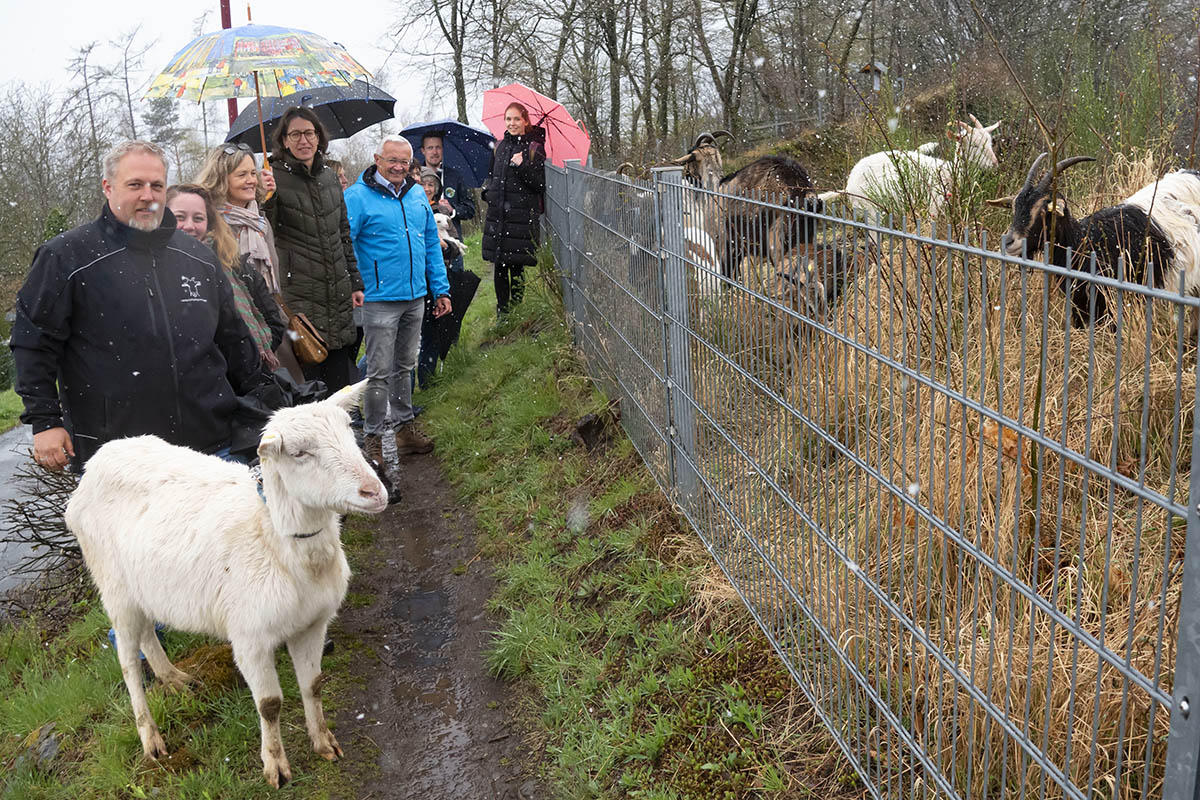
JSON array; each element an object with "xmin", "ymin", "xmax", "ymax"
[{"xmin": 10, "ymin": 140, "xmax": 269, "ymax": 471}]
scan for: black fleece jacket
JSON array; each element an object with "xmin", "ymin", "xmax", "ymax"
[{"xmin": 10, "ymin": 204, "xmax": 267, "ymax": 468}]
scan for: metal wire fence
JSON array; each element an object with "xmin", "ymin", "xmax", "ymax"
[{"xmin": 542, "ymin": 160, "xmax": 1200, "ymax": 800}]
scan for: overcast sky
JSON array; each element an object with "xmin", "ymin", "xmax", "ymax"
[{"xmin": 0, "ymin": 0, "xmax": 471, "ymax": 139}]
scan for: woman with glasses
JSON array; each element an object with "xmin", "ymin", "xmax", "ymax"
[
  {"xmin": 265, "ymin": 106, "xmax": 364, "ymax": 392},
  {"xmin": 481, "ymin": 102, "xmax": 546, "ymax": 316},
  {"xmin": 195, "ymin": 144, "xmax": 304, "ymax": 381}
]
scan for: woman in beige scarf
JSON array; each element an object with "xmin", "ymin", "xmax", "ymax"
[{"xmin": 196, "ymin": 144, "xmax": 304, "ymax": 382}]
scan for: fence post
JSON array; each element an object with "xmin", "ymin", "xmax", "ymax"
[
  {"xmin": 652, "ymin": 166, "xmax": 698, "ymax": 504},
  {"xmin": 561, "ymin": 159, "xmax": 584, "ymax": 344},
  {"xmin": 1165, "ymin": 397, "xmax": 1200, "ymax": 798}
]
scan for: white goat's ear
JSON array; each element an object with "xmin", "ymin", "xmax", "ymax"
[
  {"xmin": 326, "ymin": 380, "xmax": 367, "ymax": 414},
  {"xmin": 986, "ymin": 196, "xmax": 1014, "ymax": 208},
  {"xmin": 258, "ymin": 429, "xmax": 284, "ymax": 460}
]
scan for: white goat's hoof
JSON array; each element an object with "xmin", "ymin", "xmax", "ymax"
[
  {"xmin": 313, "ymin": 730, "xmax": 343, "ymax": 761},
  {"xmin": 141, "ymin": 728, "xmax": 169, "ymax": 761},
  {"xmin": 159, "ymin": 670, "xmax": 196, "ymax": 695},
  {"xmin": 263, "ymin": 758, "xmax": 292, "ymax": 789}
]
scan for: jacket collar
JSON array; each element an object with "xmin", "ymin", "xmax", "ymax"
[
  {"xmin": 271, "ymin": 150, "xmax": 325, "ymax": 177},
  {"xmin": 359, "ymin": 164, "xmax": 418, "ymax": 200},
  {"xmin": 98, "ymin": 202, "xmax": 178, "ymax": 250}
]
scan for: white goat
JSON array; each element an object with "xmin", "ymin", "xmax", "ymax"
[
  {"xmin": 820, "ymin": 115, "xmax": 1001, "ymax": 218},
  {"xmin": 434, "ymin": 212, "xmax": 467, "ymax": 259},
  {"xmin": 64, "ymin": 382, "xmax": 387, "ymax": 788}
]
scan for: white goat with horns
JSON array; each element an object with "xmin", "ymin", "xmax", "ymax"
[
  {"xmin": 819, "ymin": 115, "xmax": 1001, "ymax": 218},
  {"xmin": 65, "ymin": 381, "xmax": 388, "ymax": 788}
]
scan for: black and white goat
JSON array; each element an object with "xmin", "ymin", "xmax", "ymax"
[{"xmin": 993, "ymin": 153, "xmax": 1200, "ymax": 326}]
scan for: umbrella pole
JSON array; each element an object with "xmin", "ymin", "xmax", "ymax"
[{"xmin": 254, "ymin": 69, "xmax": 274, "ymax": 201}]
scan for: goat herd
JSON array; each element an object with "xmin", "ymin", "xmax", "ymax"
[{"xmin": 625, "ymin": 119, "xmax": 1200, "ymax": 331}]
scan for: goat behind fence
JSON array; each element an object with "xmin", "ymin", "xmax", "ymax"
[{"xmin": 545, "ymin": 160, "xmax": 1200, "ymax": 800}]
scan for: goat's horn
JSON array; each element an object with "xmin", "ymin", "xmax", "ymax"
[
  {"xmin": 691, "ymin": 133, "xmax": 716, "ymax": 150},
  {"xmin": 711, "ymin": 130, "xmax": 734, "ymax": 141},
  {"xmin": 968, "ymin": 113, "xmax": 982, "ymax": 128},
  {"xmin": 616, "ymin": 162, "xmax": 635, "ymax": 176},
  {"xmin": 1023, "ymin": 152, "xmax": 1049, "ymax": 192},
  {"xmin": 1052, "ymin": 155, "xmax": 1096, "ymax": 176}
]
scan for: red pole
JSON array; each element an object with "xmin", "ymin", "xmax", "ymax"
[{"xmin": 220, "ymin": 0, "xmax": 237, "ymax": 126}]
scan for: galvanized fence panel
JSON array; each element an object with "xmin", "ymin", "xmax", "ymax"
[{"xmin": 541, "ymin": 162, "xmax": 1200, "ymax": 800}]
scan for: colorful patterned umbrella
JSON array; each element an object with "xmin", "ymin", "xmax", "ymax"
[
  {"xmin": 145, "ymin": 24, "xmax": 370, "ymax": 102},
  {"xmin": 482, "ymin": 83, "xmax": 590, "ymax": 168}
]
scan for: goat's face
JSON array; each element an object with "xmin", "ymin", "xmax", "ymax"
[
  {"xmin": 995, "ymin": 153, "xmax": 1094, "ymax": 259},
  {"xmin": 671, "ymin": 133, "xmax": 726, "ymax": 191},
  {"xmin": 258, "ymin": 383, "xmax": 388, "ymax": 516},
  {"xmin": 950, "ymin": 115, "xmax": 1000, "ymax": 170}
]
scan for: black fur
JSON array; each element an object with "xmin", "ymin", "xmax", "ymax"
[
  {"xmin": 1003, "ymin": 158, "xmax": 1176, "ymax": 327},
  {"xmin": 716, "ymin": 155, "xmax": 823, "ymax": 280}
]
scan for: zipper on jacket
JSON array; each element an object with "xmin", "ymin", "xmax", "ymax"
[
  {"xmin": 374, "ymin": 260, "xmax": 380, "ymax": 290},
  {"xmin": 398, "ymin": 196, "xmax": 416, "ymax": 298},
  {"xmin": 149, "ymin": 261, "xmax": 184, "ymax": 431}
]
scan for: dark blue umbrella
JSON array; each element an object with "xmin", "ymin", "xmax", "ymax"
[
  {"xmin": 225, "ymin": 80, "xmax": 395, "ymax": 152},
  {"xmin": 401, "ymin": 119, "xmax": 496, "ymax": 188}
]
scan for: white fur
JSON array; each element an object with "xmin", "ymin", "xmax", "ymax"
[
  {"xmin": 434, "ymin": 212, "xmax": 467, "ymax": 258},
  {"xmin": 1122, "ymin": 171, "xmax": 1200, "ymax": 295},
  {"xmin": 820, "ymin": 117, "xmax": 1000, "ymax": 218},
  {"xmin": 65, "ymin": 381, "xmax": 387, "ymax": 788}
]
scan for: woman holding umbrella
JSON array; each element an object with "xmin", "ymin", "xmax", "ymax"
[
  {"xmin": 481, "ymin": 102, "xmax": 546, "ymax": 316},
  {"xmin": 266, "ymin": 106, "xmax": 365, "ymax": 392}
]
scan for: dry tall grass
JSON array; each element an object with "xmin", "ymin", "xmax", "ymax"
[{"xmin": 681, "ymin": 160, "xmax": 1192, "ymax": 797}]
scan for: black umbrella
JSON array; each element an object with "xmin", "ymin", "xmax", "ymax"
[{"xmin": 225, "ymin": 80, "xmax": 396, "ymax": 152}]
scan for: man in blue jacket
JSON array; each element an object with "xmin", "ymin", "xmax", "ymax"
[{"xmin": 345, "ymin": 135, "xmax": 451, "ymax": 462}]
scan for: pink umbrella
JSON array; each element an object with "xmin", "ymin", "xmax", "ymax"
[{"xmin": 482, "ymin": 83, "xmax": 591, "ymax": 167}]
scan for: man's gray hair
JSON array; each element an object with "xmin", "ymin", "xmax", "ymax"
[
  {"xmin": 375, "ymin": 134, "xmax": 412, "ymax": 157},
  {"xmin": 102, "ymin": 140, "xmax": 170, "ymax": 183}
]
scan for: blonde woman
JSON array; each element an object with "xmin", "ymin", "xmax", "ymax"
[{"xmin": 195, "ymin": 144, "xmax": 304, "ymax": 381}]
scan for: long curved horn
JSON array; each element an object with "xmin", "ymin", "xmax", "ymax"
[
  {"xmin": 1037, "ymin": 155, "xmax": 1095, "ymax": 192},
  {"xmin": 968, "ymin": 113, "xmax": 982, "ymax": 128},
  {"xmin": 691, "ymin": 133, "xmax": 716, "ymax": 150},
  {"xmin": 711, "ymin": 130, "xmax": 734, "ymax": 142},
  {"xmin": 616, "ymin": 162, "xmax": 636, "ymax": 176},
  {"xmin": 1023, "ymin": 152, "xmax": 1049, "ymax": 192}
]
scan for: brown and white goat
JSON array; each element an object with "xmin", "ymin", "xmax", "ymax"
[{"xmin": 65, "ymin": 382, "xmax": 387, "ymax": 788}]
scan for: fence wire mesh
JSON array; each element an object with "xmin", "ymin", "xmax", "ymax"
[{"xmin": 542, "ymin": 160, "xmax": 1200, "ymax": 800}]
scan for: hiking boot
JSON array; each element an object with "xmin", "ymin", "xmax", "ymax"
[
  {"xmin": 362, "ymin": 434, "xmax": 384, "ymax": 466},
  {"xmin": 394, "ymin": 422, "xmax": 434, "ymax": 456}
]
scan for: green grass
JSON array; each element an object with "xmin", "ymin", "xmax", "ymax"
[
  {"xmin": 0, "ymin": 516, "xmax": 379, "ymax": 799},
  {"xmin": 417, "ymin": 241, "xmax": 855, "ymax": 798},
  {"xmin": 0, "ymin": 388, "xmax": 22, "ymax": 434}
]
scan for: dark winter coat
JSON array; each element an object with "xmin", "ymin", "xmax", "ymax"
[
  {"xmin": 434, "ymin": 163, "xmax": 476, "ymax": 236},
  {"xmin": 9, "ymin": 204, "xmax": 268, "ymax": 468},
  {"xmin": 481, "ymin": 126, "xmax": 546, "ymax": 267},
  {"xmin": 265, "ymin": 150, "xmax": 364, "ymax": 350}
]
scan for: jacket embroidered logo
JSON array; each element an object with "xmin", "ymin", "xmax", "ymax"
[{"xmin": 180, "ymin": 276, "xmax": 204, "ymax": 301}]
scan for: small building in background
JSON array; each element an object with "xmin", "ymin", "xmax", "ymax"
[{"xmin": 859, "ymin": 61, "xmax": 888, "ymax": 94}]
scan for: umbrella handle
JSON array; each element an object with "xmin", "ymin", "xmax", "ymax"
[{"xmin": 254, "ymin": 69, "xmax": 275, "ymax": 202}]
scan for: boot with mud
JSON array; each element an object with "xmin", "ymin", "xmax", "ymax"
[
  {"xmin": 363, "ymin": 433, "xmax": 384, "ymax": 466},
  {"xmin": 394, "ymin": 421, "xmax": 434, "ymax": 456}
]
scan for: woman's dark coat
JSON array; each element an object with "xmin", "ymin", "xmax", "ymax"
[
  {"xmin": 265, "ymin": 150, "xmax": 363, "ymax": 350},
  {"xmin": 481, "ymin": 126, "xmax": 546, "ymax": 267}
]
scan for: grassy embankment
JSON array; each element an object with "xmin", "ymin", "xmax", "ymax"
[{"xmin": 0, "ymin": 234, "xmax": 862, "ymax": 798}]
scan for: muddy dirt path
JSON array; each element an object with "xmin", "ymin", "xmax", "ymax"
[{"xmin": 332, "ymin": 450, "xmax": 542, "ymax": 800}]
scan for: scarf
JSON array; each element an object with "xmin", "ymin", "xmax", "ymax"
[
  {"xmin": 225, "ymin": 262, "xmax": 275, "ymax": 358},
  {"xmin": 222, "ymin": 201, "xmax": 279, "ymax": 293}
]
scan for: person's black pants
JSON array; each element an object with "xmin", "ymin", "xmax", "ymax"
[
  {"xmin": 301, "ymin": 342, "xmax": 357, "ymax": 393},
  {"xmin": 495, "ymin": 262, "xmax": 525, "ymax": 315}
]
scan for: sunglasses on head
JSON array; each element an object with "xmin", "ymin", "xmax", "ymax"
[{"xmin": 221, "ymin": 143, "xmax": 253, "ymax": 156}]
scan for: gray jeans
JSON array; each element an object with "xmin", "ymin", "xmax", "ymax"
[{"xmin": 362, "ymin": 299, "xmax": 425, "ymax": 435}]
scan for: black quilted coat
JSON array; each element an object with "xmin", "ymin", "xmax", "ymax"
[
  {"xmin": 265, "ymin": 151, "xmax": 363, "ymax": 350},
  {"xmin": 481, "ymin": 126, "xmax": 546, "ymax": 267}
]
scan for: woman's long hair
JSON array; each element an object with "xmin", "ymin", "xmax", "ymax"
[
  {"xmin": 195, "ymin": 145, "xmax": 266, "ymax": 206},
  {"xmin": 166, "ymin": 184, "xmax": 239, "ymax": 270}
]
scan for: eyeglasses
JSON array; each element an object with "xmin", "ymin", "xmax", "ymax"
[
  {"xmin": 379, "ymin": 158, "xmax": 412, "ymax": 167},
  {"xmin": 286, "ymin": 129, "xmax": 319, "ymax": 143},
  {"xmin": 221, "ymin": 143, "xmax": 253, "ymax": 155}
]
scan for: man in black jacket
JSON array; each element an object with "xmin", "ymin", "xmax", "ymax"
[{"xmin": 10, "ymin": 140, "xmax": 270, "ymax": 471}]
